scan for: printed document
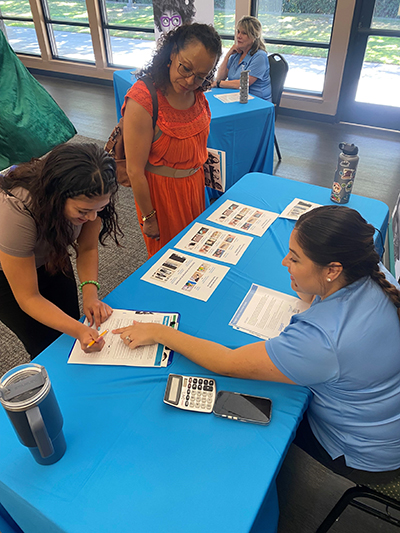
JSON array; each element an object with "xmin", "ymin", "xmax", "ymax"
[
  {"xmin": 213, "ymin": 93, "xmax": 254, "ymax": 103},
  {"xmin": 229, "ymin": 284, "xmax": 310, "ymax": 340},
  {"xmin": 279, "ymin": 198, "xmax": 322, "ymax": 220},
  {"xmin": 175, "ymin": 223, "xmax": 252, "ymax": 265},
  {"xmin": 207, "ymin": 200, "xmax": 278, "ymax": 236},
  {"xmin": 204, "ymin": 148, "xmax": 226, "ymax": 192},
  {"xmin": 141, "ymin": 249, "xmax": 229, "ymax": 301},
  {"xmin": 68, "ymin": 310, "xmax": 179, "ymax": 367}
]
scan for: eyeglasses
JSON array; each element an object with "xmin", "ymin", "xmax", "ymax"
[
  {"xmin": 177, "ymin": 57, "xmax": 210, "ymax": 86},
  {"xmin": 160, "ymin": 14, "xmax": 182, "ymax": 28}
]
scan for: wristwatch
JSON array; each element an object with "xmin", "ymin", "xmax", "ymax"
[{"xmin": 216, "ymin": 80, "xmax": 221, "ymax": 88}]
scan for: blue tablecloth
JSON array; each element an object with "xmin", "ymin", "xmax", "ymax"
[
  {"xmin": 0, "ymin": 174, "xmax": 388, "ymax": 533},
  {"xmin": 112, "ymin": 70, "xmax": 275, "ymax": 201}
]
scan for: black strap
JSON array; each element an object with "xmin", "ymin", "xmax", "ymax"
[{"xmin": 141, "ymin": 76, "xmax": 158, "ymax": 130}]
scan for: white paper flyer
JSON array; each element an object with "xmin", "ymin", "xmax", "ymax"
[
  {"xmin": 141, "ymin": 249, "xmax": 229, "ymax": 301},
  {"xmin": 213, "ymin": 92, "xmax": 254, "ymax": 103},
  {"xmin": 174, "ymin": 223, "xmax": 252, "ymax": 265},
  {"xmin": 207, "ymin": 200, "xmax": 279, "ymax": 237},
  {"xmin": 229, "ymin": 284, "xmax": 310, "ymax": 340},
  {"xmin": 279, "ymin": 198, "xmax": 322, "ymax": 221}
]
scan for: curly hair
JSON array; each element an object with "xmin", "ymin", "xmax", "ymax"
[
  {"xmin": 237, "ymin": 16, "xmax": 266, "ymax": 56},
  {"xmin": 295, "ymin": 205, "xmax": 400, "ymax": 319},
  {"xmin": 153, "ymin": 0, "xmax": 196, "ymax": 32},
  {"xmin": 138, "ymin": 23, "xmax": 222, "ymax": 93},
  {"xmin": 1, "ymin": 143, "xmax": 122, "ymax": 274}
]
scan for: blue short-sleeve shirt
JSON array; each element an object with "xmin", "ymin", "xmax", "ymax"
[
  {"xmin": 227, "ymin": 49, "xmax": 272, "ymax": 101},
  {"xmin": 266, "ymin": 268, "xmax": 400, "ymax": 471}
]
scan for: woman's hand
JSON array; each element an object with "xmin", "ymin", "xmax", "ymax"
[
  {"xmin": 112, "ymin": 321, "xmax": 160, "ymax": 349},
  {"xmin": 143, "ymin": 217, "xmax": 160, "ymax": 240},
  {"xmin": 210, "ymin": 80, "xmax": 217, "ymax": 88},
  {"xmin": 78, "ymin": 324, "xmax": 106, "ymax": 353},
  {"xmin": 82, "ymin": 295, "xmax": 113, "ymax": 329},
  {"xmin": 228, "ymin": 44, "xmax": 241, "ymax": 56}
]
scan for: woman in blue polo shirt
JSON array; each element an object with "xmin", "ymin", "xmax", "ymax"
[
  {"xmin": 212, "ymin": 16, "xmax": 271, "ymax": 101},
  {"xmin": 114, "ymin": 205, "xmax": 400, "ymax": 485}
]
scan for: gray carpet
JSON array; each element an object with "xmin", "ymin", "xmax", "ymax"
[{"xmin": 0, "ymin": 135, "xmax": 148, "ymax": 376}]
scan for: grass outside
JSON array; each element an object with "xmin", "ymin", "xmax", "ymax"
[{"xmin": 1, "ymin": 0, "xmax": 399, "ymax": 65}]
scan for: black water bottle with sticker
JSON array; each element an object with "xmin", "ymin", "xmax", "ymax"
[{"xmin": 331, "ymin": 142, "xmax": 359, "ymax": 204}]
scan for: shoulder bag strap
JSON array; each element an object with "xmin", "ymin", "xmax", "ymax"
[{"xmin": 141, "ymin": 76, "xmax": 158, "ymax": 130}]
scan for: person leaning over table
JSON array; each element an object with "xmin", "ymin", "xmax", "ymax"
[
  {"xmin": 0, "ymin": 143, "xmax": 122, "ymax": 359},
  {"xmin": 211, "ymin": 15, "xmax": 271, "ymax": 101},
  {"xmin": 121, "ymin": 23, "xmax": 222, "ymax": 258},
  {"xmin": 113, "ymin": 205, "xmax": 400, "ymax": 485}
]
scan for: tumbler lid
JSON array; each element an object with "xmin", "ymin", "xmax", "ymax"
[
  {"xmin": 339, "ymin": 142, "xmax": 359, "ymax": 156},
  {"xmin": 0, "ymin": 364, "xmax": 50, "ymax": 411}
]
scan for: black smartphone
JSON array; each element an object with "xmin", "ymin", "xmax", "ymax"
[{"xmin": 212, "ymin": 391, "xmax": 272, "ymax": 426}]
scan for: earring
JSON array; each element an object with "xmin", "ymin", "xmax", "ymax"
[
  {"xmin": 167, "ymin": 61, "xmax": 171, "ymax": 67},
  {"xmin": 327, "ymin": 278, "xmax": 332, "ymax": 282}
]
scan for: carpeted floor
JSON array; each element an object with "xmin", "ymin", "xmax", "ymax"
[{"xmin": 0, "ymin": 135, "xmax": 148, "ymax": 376}]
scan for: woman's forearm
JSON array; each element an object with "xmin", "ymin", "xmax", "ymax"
[
  {"xmin": 127, "ymin": 170, "xmax": 154, "ymax": 216},
  {"xmin": 20, "ymin": 293, "xmax": 86, "ymax": 339}
]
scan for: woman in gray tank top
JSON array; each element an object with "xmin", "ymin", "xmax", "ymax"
[{"xmin": 0, "ymin": 143, "xmax": 121, "ymax": 358}]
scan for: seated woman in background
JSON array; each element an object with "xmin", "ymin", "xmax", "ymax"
[
  {"xmin": 114, "ymin": 205, "xmax": 400, "ymax": 484},
  {"xmin": 212, "ymin": 15, "xmax": 271, "ymax": 101},
  {"xmin": 122, "ymin": 24, "xmax": 222, "ymax": 258},
  {"xmin": 0, "ymin": 143, "xmax": 121, "ymax": 358}
]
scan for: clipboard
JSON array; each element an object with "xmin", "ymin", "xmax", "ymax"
[{"xmin": 68, "ymin": 309, "xmax": 180, "ymax": 367}]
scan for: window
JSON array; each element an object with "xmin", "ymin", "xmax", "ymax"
[
  {"xmin": 254, "ymin": 0, "xmax": 338, "ymax": 94},
  {"xmin": 41, "ymin": 0, "xmax": 95, "ymax": 62},
  {"xmin": 0, "ymin": 0, "xmax": 40, "ymax": 55}
]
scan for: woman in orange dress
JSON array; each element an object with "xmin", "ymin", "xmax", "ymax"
[{"xmin": 121, "ymin": 23, "xmax": 222, "ymax": 258}]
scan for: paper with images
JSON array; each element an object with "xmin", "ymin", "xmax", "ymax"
[
  {"xmin": 230, "ymin": 284, "xmax": 310, "ymax": 340},
  {"xmin": 207, "ymin": 199, "xmax": 279, "ymax": 237},
  {"xmin": 279, "ymin": 198, "xmax": 322, "ymax": 221},
  {"xmin": 174, "ymin": 223, "xmax": 252, "ymax": 265},
  {"xmin": 68, "ymin": 310, "xmax": 179, "ymax": 367},
  {"xmin": 141, "ymin": 249, "xmax": 229, "ymax": 302},
  {"xmin": 204, "ymin": 148, "xmax": 226, "ymax": 192}
]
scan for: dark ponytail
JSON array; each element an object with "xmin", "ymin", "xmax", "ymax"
[{"xmin": 295, "ymin": 205, "xmax": 400, "ymax": 319}]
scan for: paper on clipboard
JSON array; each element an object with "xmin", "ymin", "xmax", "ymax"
[{"xmin": 68, "ymin": 309, "xmax": 180, "ymax": 367}]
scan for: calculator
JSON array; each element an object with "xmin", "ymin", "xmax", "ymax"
[{"xmin": 163, "ymin": 374, "xmax": 217, "ymax": 413}]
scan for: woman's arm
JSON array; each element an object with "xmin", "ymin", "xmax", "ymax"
[
  {"xmin": 0, "ymin": 250, "xmax": 104, "ymax": 351},
  {"xmin": 112, "ymin": 322, "xmax": 295, "ymax": 384},
  {"xmin": 216, "ymin": 76, "xmax": 257, "ymax": 90},
  {"xmin": 214, "ymin": 44, "xmax": 240, "ymax": 83},
  {"xmin": 123, "ymin": 97, "xmax": 159, "ymax": 240},
  {"xmin": 76, "ymin": 217, "xmax": 113, "ymax": 328}
]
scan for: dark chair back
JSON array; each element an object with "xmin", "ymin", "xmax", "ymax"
[{"xmin": 268, "ymin": 53, "xmax": 289, "ymax": 110}]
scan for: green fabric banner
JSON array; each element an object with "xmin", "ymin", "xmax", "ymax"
[{"xmin": 0, "ymin": 30, "xmax": 77, "ymax": 169}]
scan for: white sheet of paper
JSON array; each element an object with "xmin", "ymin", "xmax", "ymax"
[
  {"xmin": 204, "ymin": 147, "xmax": 226, "ymax": 192},
  {"xmin": 279, "ymin": 198, "xmax": 322, "ymax": 220},
  {"xmin": 68, "ymin": 310, "xmax": 179, "ymax": 367},
  {"xmin": 213, "ymin": 92, "xmax": 254, "ymax": 103},
  {"xmin": 141, "ymin": 249, "xmax": 229, "ymax": 302},
  {"xmin": 229, "ymin": 284, "xmax": 310, "ymax": 340},
  {"xmin": 174, "ymin": 223, "xmax": 252, "ymax": 265},
  {"xmin": 207, "ymin": 200, "xmax": 279, "ymax": 237}
]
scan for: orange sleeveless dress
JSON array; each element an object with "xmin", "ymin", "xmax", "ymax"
[{"xmin": 122, "ymin": 80, "xmax": 211, "ymax": 258}]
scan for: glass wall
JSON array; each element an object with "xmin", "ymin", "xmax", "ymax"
[
  {"xmin": 0, "ymin": 0, "xmax": 40, "ymax": 55},
  {"xmin": 41, "ymin": 0, "xmax": 95, "ymax": 62},
  {"xmin": 255, "ymin": 0, "xmax": 337, "ymax": 93}
]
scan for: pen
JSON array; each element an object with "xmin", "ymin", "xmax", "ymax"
[{"xmin": 87, "ymin": 329, "xmax": 108, "ymax": 348}]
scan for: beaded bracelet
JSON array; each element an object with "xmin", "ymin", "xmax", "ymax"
[
  {"xmin": 79, "ymin": 280, "xmax": 100, "ymax": 292},
  {"xmin": 142, "ymin": 209, "xmax": 157, "ymax": 222}
]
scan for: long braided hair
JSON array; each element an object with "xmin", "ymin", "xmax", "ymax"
[{"xmin": 295, "ymin": 205, "xmax": 400, "ymax": 318}]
